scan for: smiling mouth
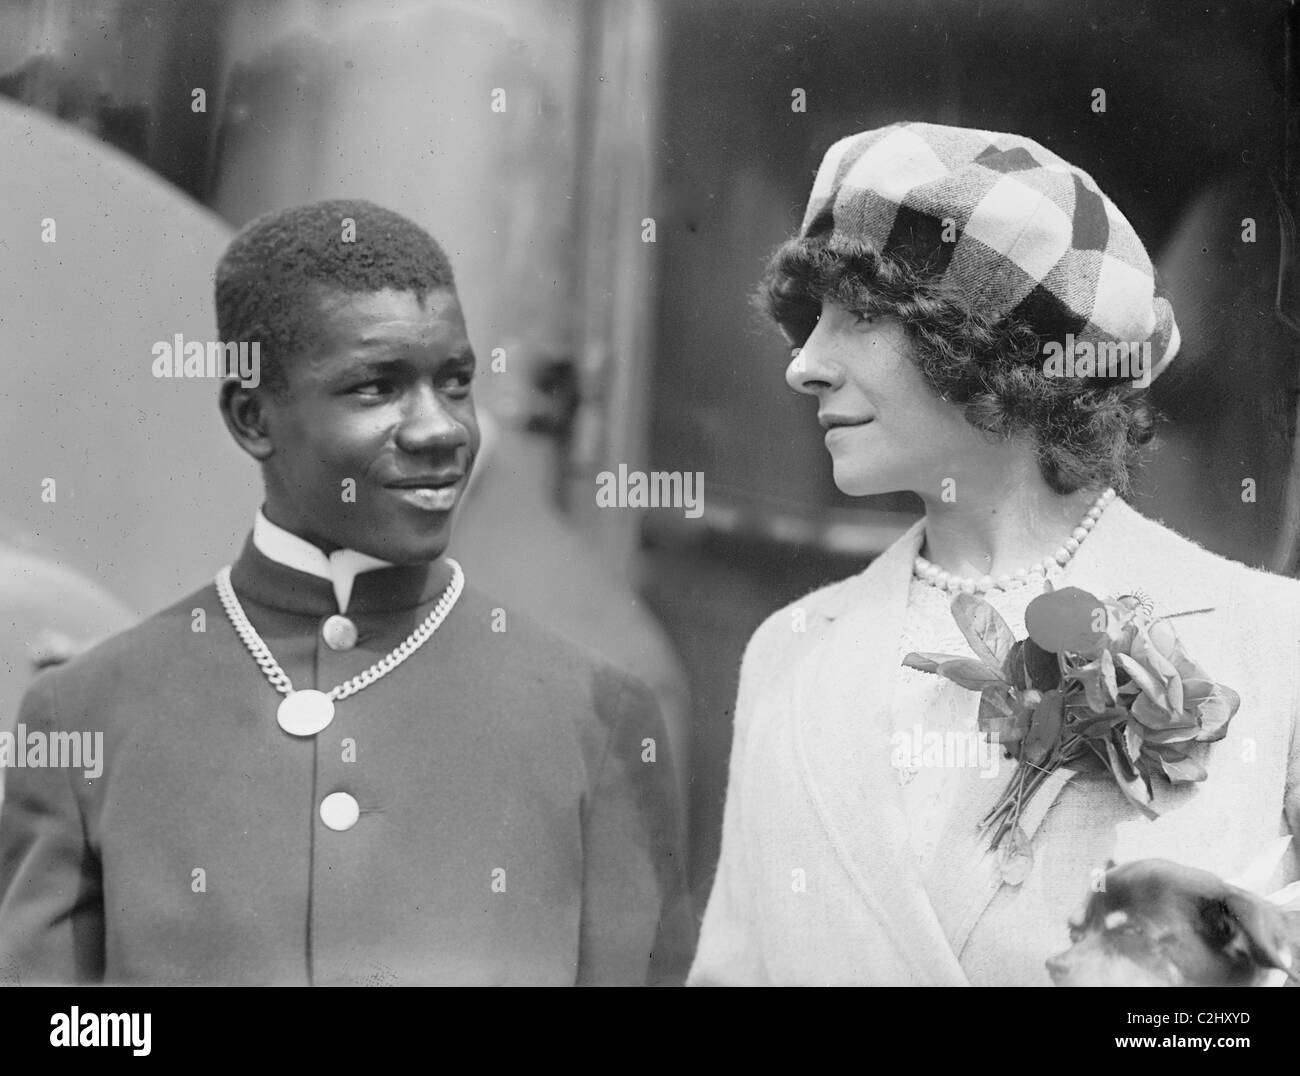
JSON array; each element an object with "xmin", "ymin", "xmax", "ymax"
[
  {"xmin": 822, "ymin": 419, "xmax": 874, "ymax": 433},
  {"xmin": 392, "ymin": 487, "xmax": 458, "ymax": 511},
  {"xmin": 385, "ymin": 476, "xmax": 464, "ymax": 512}
]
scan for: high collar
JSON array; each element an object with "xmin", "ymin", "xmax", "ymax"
[
  {"xmin": 252, "ymin": 509, "xmax": 392, "ymax": 614},
  {"xmin": 229, "ymin": 528, "xmax": 452, "ymax": 619}
]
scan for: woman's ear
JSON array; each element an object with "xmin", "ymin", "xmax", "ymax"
[{"xmin": 219, "ymin": 378, "xmax": 276, "ymax": 462}]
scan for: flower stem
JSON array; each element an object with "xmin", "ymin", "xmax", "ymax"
[{"xmin": 982, "ymin": 739, "xmax": 1083, "ymax": 851}]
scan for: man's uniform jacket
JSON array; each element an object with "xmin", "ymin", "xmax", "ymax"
[{"xmin": 0, "ymin": 539, "xmax": 693, "ymax": 985}]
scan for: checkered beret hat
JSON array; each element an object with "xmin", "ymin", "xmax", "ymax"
[{"xmin": 801, "ymin": 121, "xmax": 1180, "ymax": 379}]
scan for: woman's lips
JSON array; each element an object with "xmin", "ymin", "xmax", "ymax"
[{"xmin": 824, "ymin": 419, "xmax": 873, "ymax": 442}]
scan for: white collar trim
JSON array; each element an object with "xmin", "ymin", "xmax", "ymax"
[{"xmin": 252, "ymin": 510, "xmax": 392, "ymax": 614}]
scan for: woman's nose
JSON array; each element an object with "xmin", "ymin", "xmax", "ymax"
[{"xmin": 785, "ymin": 335, "xmax": 840, "ymax": 396}]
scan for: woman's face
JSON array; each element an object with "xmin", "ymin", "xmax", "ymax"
[{"xmin": 785, "ymin": 300, "xmax": 997, "ymax": 499}]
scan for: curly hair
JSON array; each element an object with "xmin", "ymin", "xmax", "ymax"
[
  {"xmin": 215, "ymin": 199, "xmax": 456, "ymax": 396},
  {"xmin": 758, "ymin": 234, "xmax": 1158, "ymax": 495}
]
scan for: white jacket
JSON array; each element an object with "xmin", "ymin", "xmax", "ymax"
[{"xmin": 689, "ymin": 499, "xmax": 1300, "ymax": 985}]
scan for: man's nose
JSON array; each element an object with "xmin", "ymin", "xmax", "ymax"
[
  {"xmin": 1045, "ymin": 951, "xmax": 1070, "ymax": 983},
  {"xmin": 395, "ymin": 384, "xmax": 470, "ymax": 453},
  {"xmin": 784, "ymin": 331, "xmax": 840, "ymax": 396}
]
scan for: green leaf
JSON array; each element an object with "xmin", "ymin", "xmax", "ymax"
[
  {"xmin": 1157, "ymin": 752, "xmax": 1208, "ymax": 784},
  {"xmin": 1108, "ymin": 725, "xmax": 1138, "ymax": 780},
  {"xmin": 935, "ymin": 658, "xmax": 1008, "ymax": 691},
  {"xmin": 1022, "ymin": 689, "xmax": 1064, "ymax": 767},
  {"xmin": 950, "ymin": 593, "xmax": 1015, "ymax": 675},
  {"xmin": 902, "ymin": 651, "xmax": 970, "ymax": 675},
  {"xmin": 1115, "ymin": 652, "xmax": 1167, "ymax": 708},
  {"xmin": 1139, "ymin": 722, "xmax": 1202, "ymax": 746},
  {"xmin": 979, "ymin": 687, "xmax": 1028, "ymax": 746},
  {"xmin": 1005, "ymin": 640, "xmax": 1029, "ymax": 691},
  {"xmin": 1074, "ymin": 661, "xmax": 1110, "ymax": 714},
  {"xmin": 1122, "ymin": 718, "xmax": 1143, "ymax": 765},
  {"xmin": 1075, "ymin": 711, "xmax": 1125, "ymax": 739},
  {"xmin": 1194, "ymin": 684, "xmax": 1241, "ymax": 743},
  {"xmin": 1165, "ymin": 667, "xmax": 1185, "ymax": 716},
  {"xmin": 1100, "ymin": 648, "xmax": 1118, "ymax": 702},
  {"xmin": 1022, "ymin": 637, "xmax": 1063, "ymax": 691},
  {"xmin": 1104, "ymin": 738, "xmax": 1159, "ymax": 820}
]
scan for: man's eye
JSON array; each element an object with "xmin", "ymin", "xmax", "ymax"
[
  {"xmin": 855, "ymin": 312, "xmax": 878, "ymax": 326},
  {"xmin": 352, "ymin": 381, "xmax": 387, "ymax": 396},
  {"xmin": 444, "ymin": 370, "xmax": 474, "ymax": 390}
]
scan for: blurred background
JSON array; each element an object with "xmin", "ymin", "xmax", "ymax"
[{"xmin": 1, "ymin": 0, "xmax": 1297, "ymax": 906}]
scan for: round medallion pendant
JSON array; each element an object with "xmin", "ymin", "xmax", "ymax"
[{"xmin": 277, "ymin": 690, "xmax": 336, "ymax": 737}]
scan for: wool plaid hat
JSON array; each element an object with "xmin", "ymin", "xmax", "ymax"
[{"xmin": 800, "ymin": 122, "xmax": 1180, "ymax": 380}]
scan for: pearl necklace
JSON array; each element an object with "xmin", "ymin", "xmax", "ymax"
[
  {"xmin": 912, "ymin": 488, "xmax": 1115, "ymax": 595},
  {"xmin": 215, "ymin": 559, "xmax": 464, "ymax": 737}
]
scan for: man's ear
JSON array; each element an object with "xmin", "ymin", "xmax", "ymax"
[
  {"xmin": 1200, "ymin": 892, "xmax": 1300, "ymax": 982},
  {"xmin": 219, "ymin": 378, "xmax": 276, "ymax": 462}
]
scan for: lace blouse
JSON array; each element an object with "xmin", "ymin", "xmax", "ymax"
[{"xmin": 890, "ymin": 576, "xmax": 1045, "ymax": 868}]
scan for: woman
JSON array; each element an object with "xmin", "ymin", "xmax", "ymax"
[{"xmin": 688, "ymin": 122, "xmax": 1300, "ymax": 986}]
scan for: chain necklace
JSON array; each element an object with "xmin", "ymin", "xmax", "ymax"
[{"xmin": 215, "ymin": 559, "xmax": 464, "ymax": 737}]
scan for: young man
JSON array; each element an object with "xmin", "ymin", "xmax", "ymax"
[{"xmin": 0, "ymin": 200, "xmax": 693, "ymax": 986}]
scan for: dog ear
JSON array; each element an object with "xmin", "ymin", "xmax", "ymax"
[{"xmin": 1199, "ymin": 893, "xmax": 1300, "ymax": 983}]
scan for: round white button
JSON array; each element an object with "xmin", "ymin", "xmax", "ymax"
[
  {"xmin": 321, "ymin": 615, "xmax": 358, "ymax": 651},
  {"xmin": 320, "ymin": 792, "xmax": 360, "ymax": 832}
]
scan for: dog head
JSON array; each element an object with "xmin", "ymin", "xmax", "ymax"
[{"xmin": 1047, "ymin": 858, "xmax": 1300, "ymax": 987}]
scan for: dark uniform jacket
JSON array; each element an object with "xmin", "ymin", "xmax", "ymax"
[{"xmin": 0, "ymin": 539, "xmax": 694, "ymax": 985}]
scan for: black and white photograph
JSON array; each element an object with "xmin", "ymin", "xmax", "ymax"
[{"xmin": 0, "ymin": 0, "xmax": 1298, "ymax": 1047}]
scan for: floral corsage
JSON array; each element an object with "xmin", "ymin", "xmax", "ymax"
[{"xmin": 903, "ymin": 585, "xmax": 1240, "ymax": 883}]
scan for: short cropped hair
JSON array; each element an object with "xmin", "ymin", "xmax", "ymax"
[
  {"xmin": 215, "ymin": 199, "xmax": 456, "ymax": 395},
  {"xmin": 758, "ymin": 234, "xmax": 1157, "ymax": 496}
]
